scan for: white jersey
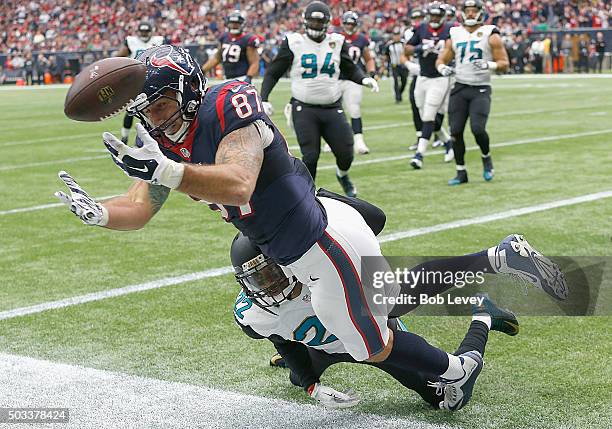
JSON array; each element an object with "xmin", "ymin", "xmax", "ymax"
[
  {"xmin": 125, "ymin": 35, "xmax": 164, "ymax": 59},
  {"xmin": 450, "ymin": 25, "xmax": 497, "ymax": 86},
  {"xmin": 234, "ymin": 287, "xmax": 348, "ymax": 355},
  {"xmin": 286, "ymin": 32, "xmax": 344, "ymax": 105}
]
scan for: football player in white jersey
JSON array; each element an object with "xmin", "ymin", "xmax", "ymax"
[
  {"xmin": 260, "ymin": 1, "xmax": 379, "ymax": 197},
  {"xmin": 230, "ymin": 224, "xmax": 526, "ymax": 410},
  {"xmin": 436, "ymin": 0, "xmax": 509, "ymax": 185},
  {"xmin": 115, "ymin": 22, "xmax": 164, "ymax": 144}
]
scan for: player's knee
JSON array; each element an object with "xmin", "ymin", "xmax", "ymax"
[
  {"xmin": 366, "ymin": 329, "xmax": 394, "ymax": 363},
  {"xmin": 347, "ymin": 103, "xmax": 361, "ymax": 118},
  {"xmin": 471, "ymin": 124, "xmax": 488, "ymax": 139}
]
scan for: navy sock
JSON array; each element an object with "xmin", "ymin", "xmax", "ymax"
[
  {"xmin": 384, "ymin": 330, "xmax": 449, "ymax": 375},
  {"xmin": 434, "ymin": 113, "xmax": 444, "ymax": 132},
  {"xmin": 455, "ymin": 321, "xmax": 489, "ymax": 356},
  {"xmin": 351, "ymin": 117, "xmax": 363, "ymax": 134},
  {"xmin": 421, "ymin": 121, "xmax": 434, "ymax": 140}
]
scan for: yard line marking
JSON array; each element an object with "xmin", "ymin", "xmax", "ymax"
[
  {"xmin": 0, "ymin": 155, "xmax": 107, "ymax": 171},
  {"xmin": 1, "ymin": 189, "xmax": 610, "ymax": 321},
  {"xmin": 0, "ymin": 195, "xmax": 118, "ymax": 216},
  {"xmin": 0, "ymin": 132, "xmax": 101, "ymax": 148},
  {"xmin": 0, "ymin": 353, "xmax": 452, "ymax": 429},
  {"xmin": 378, "ymin": 190, "xmax": 612, "ymax": 243},
  {"xmin": 2, "ymin": 128, "xmax": 612, "ymax": 212}
]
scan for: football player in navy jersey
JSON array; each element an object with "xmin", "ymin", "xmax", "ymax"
[
  {"xmin": 55, "ymin": 43, "xmax": 567, "ymax": 412},
  {"xmin": 201, "ymin": 10, "xmax": 260, "ymax": 83},
  {"xmin": 338, "ymin": 11, "xmax": 377, "ymax": 155},
  {"xmin": 405, "ymin": 2, "xmax": 455, "ymax": 169}
]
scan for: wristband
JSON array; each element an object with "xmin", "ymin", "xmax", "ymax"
[
  {"xmin": 98, "ymin": 205, "xmax": 109, "ymax": 227},
  {"xmin": 487, "ymin": 61, "xmax": 498, "ymax": 71}
]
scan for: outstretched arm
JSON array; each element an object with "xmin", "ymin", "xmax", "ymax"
[{"xmin": 202, "ymin": 44, "xmax": 222, "ymax": 73}]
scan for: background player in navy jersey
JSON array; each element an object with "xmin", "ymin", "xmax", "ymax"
[
  {"xmin": 260, "ymin": 1, "xmax": 379, "ymax": 198},
  {"xmin": 403, "ymin": 9, "xmax": 425, "ymax": 151},
  {"xmin": 405, "ymin": 2, "xmax": 454, "ymax": 169},
  {"xmin": 55, "ymin": 44, "xmax": 566, "ymax": 413},
  {"xmin": 115, "ymin": 21, "xmax": 164, "ymax": 144},
  {"xmin": 338, "ymin": 11, "xmax": 377, "ymax": 155},
  {"xmin": 201, "ymin": 10, "xmax": 260, "ymax": 83}
]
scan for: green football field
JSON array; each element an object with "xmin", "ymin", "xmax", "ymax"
[{"xmin": 0, "ymin": 76, "xmax": 611, "ymax": 429}]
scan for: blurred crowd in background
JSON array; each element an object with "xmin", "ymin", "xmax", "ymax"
[{"xmin": 1, "ymin": 0, "xmax": 610, "ymax": 84}]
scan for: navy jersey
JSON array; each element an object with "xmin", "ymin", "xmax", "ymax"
[
  {"xmin": 339, "ymin": 33, "xmax": 369, "ymax": 79},
  {"xmin": 218, "ymin": 32, "xmax": 260, "ymax": 78},
  {"xmin": 407, "ymin": 23, "xmax": 451, "ymax": 78},
  {"xmin": 154, "ymin": 81, "xmax": 327, "ymax": 265}
]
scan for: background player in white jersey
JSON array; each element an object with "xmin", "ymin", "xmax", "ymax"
[
  {"xmin": 338, "ymin": 11, "xmax": 377, "ymax": 155},
  {"xmin": 405, "ymin": 2, "xmax": 454, "ymax": 169},
  {"xmin": 115, "ymin": 22, "xmax": 164, "ymax": 144},
  {"xmin": 230, "ymin": 227, "xmax": 523, "ymax": 409},
  {"xmin": 260, "ymin": 1, "xmax": 379, "ymax": 197},
  {"xmin": 436, "ymin": 0, "xmax": 509, "ymax": 185}
]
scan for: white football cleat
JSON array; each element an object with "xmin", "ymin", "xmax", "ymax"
[
  {"xmin": 353, "ymin": 133, "xmax": 370, "ymax": 154},
  {"xmin": 323, "ymin": 143, "xmax": 332, "ymax": 153},
  {"xmin": 432, "ymin": 139, "xmax": 444, "ymax": 148},
  {"xmin": 429, "ymin": 351, "xmax": 484, "ymax": 412}
]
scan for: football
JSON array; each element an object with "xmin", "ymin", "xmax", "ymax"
[{"xmin": 64, "ymin": 57, "xmax": 147, "ymax": 122}]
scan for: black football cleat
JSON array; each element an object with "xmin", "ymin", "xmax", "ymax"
[
  {"xmin": 337, "ymin": 174, "xmax": 357, "ymax": 197},
  {"xmin": 448, "ymin": 169, "xmax": 468, "ymax": 186},
  {"xmin": 472, "ymin": 293, "xmax": 519, "ymax": 336},
  {"xmin": 482, "ymin": 155, "xmax": 494, "ymax": 181},
  {"xmin": 121, "ymin": 136, "xmax": 129, "ymax": 145}
]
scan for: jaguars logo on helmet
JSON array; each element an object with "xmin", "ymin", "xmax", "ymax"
[
  {"xmin": 303, "ymin": 1, "xmax": 331, "ymax": 42},
  {"xmin": 127, "ymin": 45, "xmax": 206, "ymax": 144}
]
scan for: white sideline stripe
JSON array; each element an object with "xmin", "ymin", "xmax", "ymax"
[
  {"xmin": 1, "ymin": 189, "xmax": 611, "ymax": 322},
  {"xmin": 0, "ymin": 353, "xmax": 453, "ymax": 429},
  {"xmin": 0, "ymin": 132, "xmax": 101, "ymax": 148},
  {"xmin": 0, "ymin": 195, "xmax": 118, "ymax": 216},
  {"xmin": 379, "ymin": 190, "xmax": 612, "ymax": 243}
]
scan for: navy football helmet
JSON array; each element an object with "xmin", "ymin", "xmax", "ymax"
[
  {"xmin": 230, "ymin": 232, "xmax": 298, "ymax": 313},
  {"xmin": 127, "ymin": 45, "xmax": 206, "ymax": 144},
  {"xmin": 303, "ymin": 1, "xmax": 331, "ymax": 42},
  {"xmin": 226, "ymin": 10, "xmax": 246, "ymax": 35},
  {"xmin": 427, "ymin": 1, "xmax": 447, "ymax": 29},
  {"xmin": 342, "ymin": 11, "xmax": 359, "ymax": 35}
]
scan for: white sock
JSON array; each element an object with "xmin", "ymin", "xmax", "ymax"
[
  {"xmin": 456, "ymin": 165, "xmax": 467, "ymax": 171},
  {"xmin": 481, "ymin": 152, "xmax": 490, "ymax": 158},
  {"xmin": 121, "ymin": 127, "xmax": 130, "ymax": 139},
  {"xmin": 438, "ymin": 126, "xmax": 451, "ymax": 142},
  {"xmin": 416, "ymin": 131, "xmax": 422, "ymax": 138},
  {"xmin": 441, "ymin": 353, "xmax": 464, "ymax": 380},
  {"xmin": 417, "ymin": 137, "xmax": 429, "ymax": 155},
  {"xmin": 472, "ymin": 314, "xmax": 492, "ymax": 330},
  {"xmin": 336, "ymin": 167, "xmax": 349, "ymax": 178}
]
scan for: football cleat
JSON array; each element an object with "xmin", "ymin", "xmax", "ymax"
[
  {"xmin": 488, "ymin": 234, "xmax": 568, "ymax": 300},
  {"xmin": 430, "ymin": 350, "xmax": 484, "ymax": 411},
  {"xmin": 472, "ymin": 293, "xmax": 519, "ymax": 336},
  {"xmin": 353, "ymin": 133, "xmax": 370, "ymax": 155},
  {"xmin": 448, "ymin": 169, "xmax": 468, "ymax": 186},
  {"xmin": 408, "ymin": 143, "xmax": 418, "ymax": 151},
  {"xmin": 432, "ymin": 139, "xmax": 444, "ymax": 148},
  {"xmin": 270, "ymin": 353, "xmax": 287, "ymax": 368},
  {"xmin": 410, "ymin": 153, "xmax": 423, "ymax": 169},
  {"xmin": 443, "ymin": 141, "xmax": 454, "ymax": 163},
  {"xmin": 482, "ymin": 156, "xmax": 494, "ymax": 181},
  {"xmin": 121, "ymin": 136, "xmax": 129, "ymax": 145},
  {"xmin": 323, "ymin": 143, "xmax": 332, "ymax": 153},
  {"xmin": 336, "ymin": 173, "xmax": 357, "ymax": 197}
]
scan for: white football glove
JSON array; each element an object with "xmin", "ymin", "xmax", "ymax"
[
  {"xmin": 437, "ymin": 64, "xmax": 455, "ymax": 77},
  {"xmin": 404, "ymin": 60, "xmax": 421, "ymax": 77},
  {"xmin": 308, "ymin": 383, "xmax": 360, "ymax": 409},
  {"xmin": 361, "ymin": 77, "xmax": 379, "ymax": 93},
  {"xmin": 421, "ymin": 39, "xmax": 436, "ymax": 57},
  {"xmin": 472, "ymin": 59, "xmax": 497, "ymax": 71},
  {"xmin": 103, "ymin": 123, "xmax": 184, "ymax": 189},
  {"xmin": 262, "ymin": 101, "xmax": 274, "ymax": 116},
  {"xmin": 55, "ymin": 171, "xmax": 108, "ymax": 226}
]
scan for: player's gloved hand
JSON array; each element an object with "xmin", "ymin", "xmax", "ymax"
[
  {"xmin": 472, "ymin": 59, "xmax": 498, "ymax": 71},
  {"xmin": 55, "ymin": 171, "xmax": 109, "ymax": 226},
  {"xmin": 308, "ymin": 383, "xmax": 360, "ymax": 409},
  {"xmin": 262, "ymin": 101, "xmax": 274, "ymax": 116},
  {"xmin": 362, "ymin": 77, "xmax": 379, "ymax": 93},
  {"xmin": 103, "ymin": 123, "xmax": 184, "ymax": 189},
  {"xmin": 437, "ymin": 63, "xmax": 455, "ymax": 77},
  {"xmin": 421, "ymin": 39, "xmax": 436, "ymax": 57}
]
